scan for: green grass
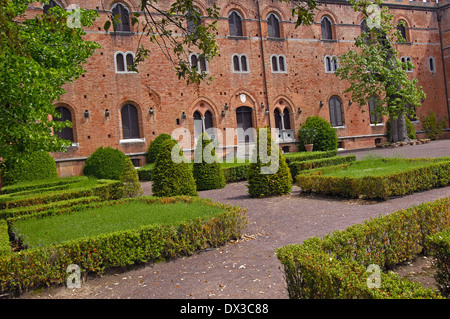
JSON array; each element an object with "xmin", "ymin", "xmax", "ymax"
[
  {"xmin": 12, "ymin": 199, "xmax": 226, "ymax": 249},
  {"xmin": 319, "ymin": 156, "xmax": 434, "ymax": 178}
]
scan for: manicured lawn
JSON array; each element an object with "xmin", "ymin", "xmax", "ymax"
[
  {"xmin": 12, "ymin": 199, "xmax": 226, "ymax": 249},
  {"xmin": 320, "ymin": 156, "xmax": 434, "ymax": 178}
]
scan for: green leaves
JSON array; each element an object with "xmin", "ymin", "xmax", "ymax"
[
  {"xmin": 0, "ymin": 0, "xmax": 99, "ymax": 162},
  {"xmin": 335, "ymin": 0, "xmax": 426, "ymax": 132}
]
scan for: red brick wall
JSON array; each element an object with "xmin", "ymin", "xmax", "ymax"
[{"xmin": 27, "ymin": 1, "xmax": 449, "ymax": 175}]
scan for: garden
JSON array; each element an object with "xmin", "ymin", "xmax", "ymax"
[{"xmin": 0, "ymin": 117, "xmax": 449, "ymax": 299}]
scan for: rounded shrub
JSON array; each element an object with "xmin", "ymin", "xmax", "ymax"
[
  {"xmin": 83, "ymin": 147, "xmax": 127, "ymax": 180},
  {"xmin": 192, "ymin": 133, "xmax": 226, "ymax": 191},
  {"xmin": 1, "ymin": 151, "xmax": 58, "ymax": 186},
  {"xmin": 146, "ymin": 133, "xmax": 173, "ymax": 164},
  {"xmin": 151, "ymin": 139, "xmax": 198, "ymax": 197},
  {"xmin": 247, "ymin": 127, "xmax": 292, "ymax": 198},
  {"xmin": 298, "ymin": 116, "xmax": 338, "ymax": 152}
]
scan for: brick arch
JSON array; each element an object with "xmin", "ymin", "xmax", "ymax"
[
  {"xmin": 316, "ymin": 10, "xmax": 338, "ymax": 24},
  {"xmin": 222, "ymin": 2, "xmax": 249, "ymax": 19},
  {"xmin": 188, "ymin": 97, "xmax": 220, "ymax": 118},
  {"xmin": 229, "ymin": 89, "xmax": 257, "ymax": 110},
  {"xmin": 108, "ymin": 0, "xmax": 133, "ymax": 11},
  {"xmin": 273, "ymin": 95, "xmax": 296, "ymax": 129},
  {"xmin": 260, "ymin": 5, "xmax": 287, "ymax": 22},
  {"xmin": 394, "ymin": 15, "xmax": 412, "ymax": 42}
]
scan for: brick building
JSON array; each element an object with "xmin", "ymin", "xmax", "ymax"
[{"xmin": 27, "ymin": 0, "xmax": 450, "ymax": 177}]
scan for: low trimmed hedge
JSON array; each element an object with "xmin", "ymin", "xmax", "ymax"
[
  {"xmin": 427, "ymin": 228, "xmax": 450, "ymax": 296},
  {"xmin": 283, "ymin": 150, "xmax": 337, "ymax": 165},
  {"xmin": 289, "ymin": 155, "xmax": 356, "ymax": 178},
  {"xmin": 0, "ymin": 179, "xmax": 122, "ymax": 210},
  {"xmin": 276, "ymin": 197, "xmax": 450, "ymax": 299},
  {"xmin": 0, "ymin": 176, "xmax": 86, "ymax": 195},
  {"xmin": 296, "ymin": 158, "xmax": 450, "ymax": 200},
  {"xmin": 0, "ymin": 196, "xmax": 102, "ymax": 220},
  {"xmin": 0, "ymin": 196, "xmax": 248, "ymax": 295},
  {"xmin": 139, "ymin": 163, "xmax": 250, "ymax": 184}
]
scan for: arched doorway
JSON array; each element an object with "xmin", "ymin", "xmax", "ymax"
[{"xmin": 236, "ymin": 106, "xmax": 254, "ymax": 143}]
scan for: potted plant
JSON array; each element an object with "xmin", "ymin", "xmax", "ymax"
[{"xmin": 298, "ymin": 127, "xmax": 317, "ymax": 152}]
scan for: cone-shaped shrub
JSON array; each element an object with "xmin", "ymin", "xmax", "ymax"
[
  {"xmin": 120, "ymin": 157, "xmax": 143, "ymax": 198},
  {"xmin": 146, "ymin": 133, "xmax": 173, "ymax": 164},
  {"xmin": 151, "ymin": 139, "xmax": 198, "ymax": 197},
  {"xmin": 192, "ymin": 133, "xmax": 226, "ymax": 191},
  {"xmin": 247, "ymin": 126, "xmax": 292, "ymax": 198}
]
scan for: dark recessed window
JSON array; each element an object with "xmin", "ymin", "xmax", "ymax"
[
  {"xmin": 267, "ymin": 13, "xmax": 281, "ymax": 38},
  {"xmin": 54, "ymin": 106, "xmax": 74, "ymax": 142},
  {"xmin": 368, "ymin": 97, "xmax": 382, "ymax": 124},
  {"xmin": 329, "ymin": 96, "xmax": 343, "ymax": 127},
  {"xmin": 397, "ymin": 20, "xmax": 407, "ymax": 41},
  {"xmin": 121, "ymin": 104, "xmax": 140, "ymax": 139},
  {"xmin": 229, "ymin": 11, "xmax": 243, "ymax": 37},
  {"xmin": 112, "ymin": 3, "xmax": 131, "ymax": 32},
  {"xmin": 232, "ymin": 54, "xmax": 249, "ymax": 73},
  {"xmin": 321, "ymin": 16, "xmax": 333, "ymax": 40},
  {"xmin": 43, "ymin": 0, "xmax": 62, "ymax": 14}
]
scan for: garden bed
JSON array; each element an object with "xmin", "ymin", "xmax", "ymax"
[
  {"xmin": 276, "ymin": 197, "xmax": 450, "ymax": 299},
  {"xmin": 0, "ymin": 196, "xmax": 247, "ymax": 295},
  {"xmin": 296, "ymin": 156, "xmax": 450, "ymax": 199}
]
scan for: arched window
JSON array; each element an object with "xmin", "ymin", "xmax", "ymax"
[
  {"xmin": 321, "ymin": 16, "xmax": 333, "ymax": 40},
  {"xmin": 229, "ymin": 11, "xmax": 243, "ymax": 37},
  {"xmin": 324, "ymin": 55, "xmax": 338, "ymax": 73},
  {"xmin": 274, "ymin": 108, "xmax": 282, "ymax": 130},
  {"xmin": 368, "ymin": 97, "xmax": 382, "ymax": 124},
  {"xmin": 112, "ymin": 3, "xmax": 131, "ymax": 32},
  {"xmin": 43, "ymin": 0, "xmax": 62, "ymax": 14},
  {"xmin": 329, "ymin": 96, "xmax": 343, "ymax": 127},
  {"xmin": 54, "ymin": 106, "xmax": 74, "ymax": 142},
  {"xmin": 283, "ymin": 108, "xmax": 291, "ymax": 129},
  {"xmin": 232, "ymin": 54, "xmax": 249, "ymax": 73},
  {"xmin": 360, "ymin": 18, "xmax": 370, "ymax": 42},
  {"xmin": 193, "ymin": 110, "xmax": 214, "ymax": 140},
  {"xmin": 115, "ymin": 51, "xmax": 135, "ymax": 73},
  {"xmin": 187, "ymin": 8, "xmax": 201, "ymax": 34},
  {"xmin": 267, "ymin": 13, "xmax": 281, "ymax": 38},
  {"xmin": 121, "ymin": 104, "xmax": 140, "ymax": 139},
  {"xmin": 397, "ymin": 20, "xmax": 407, "ymax": 41},
  {"xmin": 190, "ymin": 53, "xmax": 208, "ymax": 73},
  {"xmin": 271, "ymin": 55, "xmax": 287, "ymax": 73}
]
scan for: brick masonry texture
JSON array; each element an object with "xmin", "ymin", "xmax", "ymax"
[{"xmin": 25, "ymin": 1, "xmax": 450, "ymax": 176}]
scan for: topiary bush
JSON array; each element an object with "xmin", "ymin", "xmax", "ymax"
[
  {"xmin": 146, "ymin": 133, "xmax": 173, "ymax": 164},
  {"xmin": 192, "ymin": 133, "xmax": 226, "ymax": 191},
  {"xmin": 298, "ymin": 116, "xmax": 338, "ymax": 152},
  {"xmin": 120, "ymin": 157, "xmax": 143, "ymax": 198},
  {"xmin": 247, "ymin": 127, "xmax": 292, "ymax": 198},
  {"xmin": 151, "ymin": 139, "xmax": 197, "ymax": 197},
  {"xmin": 1, "ymin": 151, "xmax": 58, "ymax": 186},
  {"xmin": 83, "ymin": 147, "xmax": 127, "ymax": 180}
]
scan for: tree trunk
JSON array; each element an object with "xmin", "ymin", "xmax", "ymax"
[{"xmin": 389, "ymin": 114, "xmax": 409, "ymax": 143}]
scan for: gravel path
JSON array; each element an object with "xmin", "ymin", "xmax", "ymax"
[{"xmin": 20, "ymin": 139, "xmax": 450, "ymax": 299}]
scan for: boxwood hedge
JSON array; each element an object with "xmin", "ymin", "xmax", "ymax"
[
  {"xmin": 0, "ymin": 196, "xmax": 247, "ymax": 295},
  {"xmin": 276, "ymin": 197, "xmax": 450, "ymax": 299}
]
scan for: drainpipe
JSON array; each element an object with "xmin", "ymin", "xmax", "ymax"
[
  {"xmin": 257, "ymin": 0, "xmax": 271, "ymax": 128},
  {"xmin": 437, "ymin": 9, "xmax": 450, "ymax": 127}
]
